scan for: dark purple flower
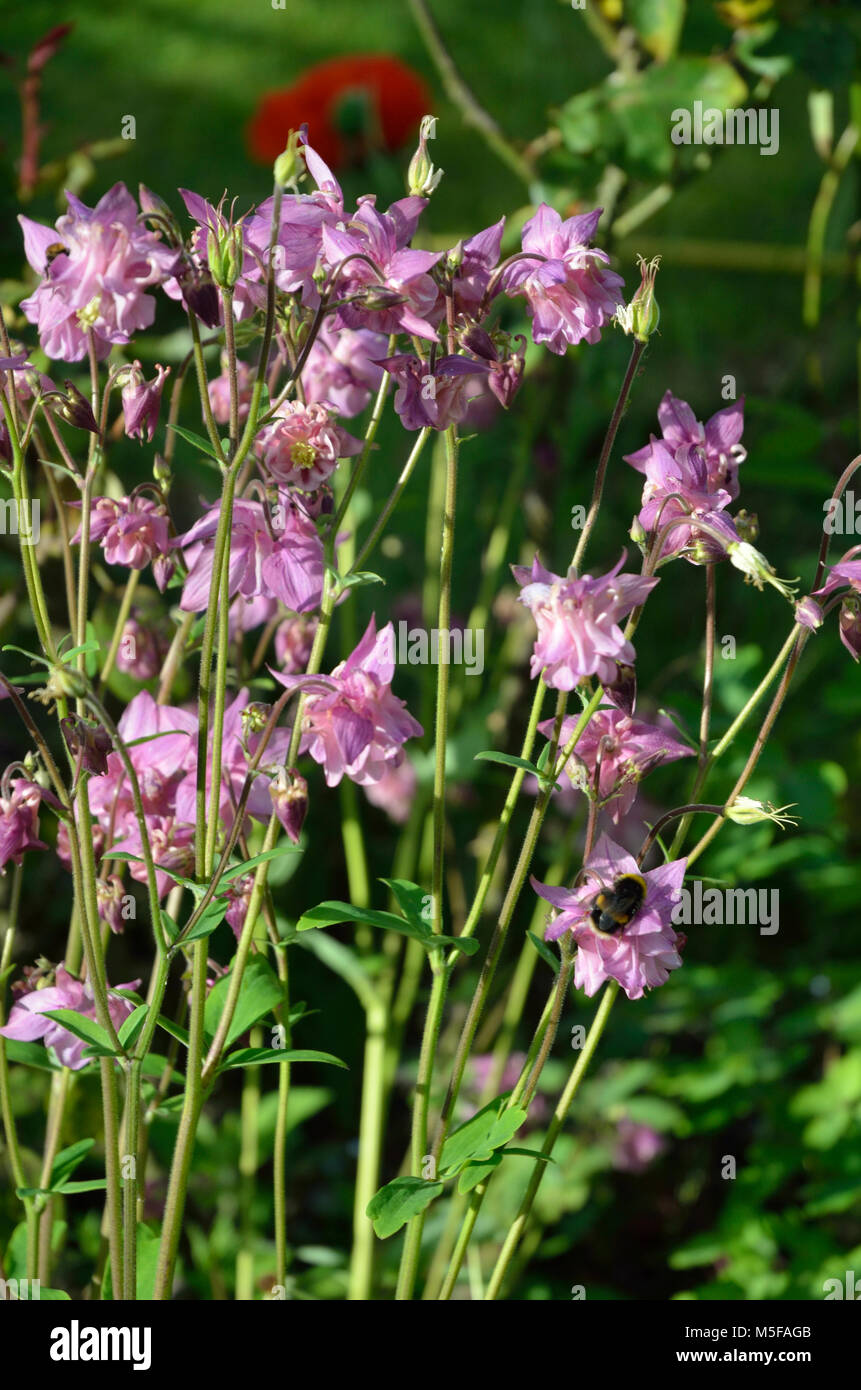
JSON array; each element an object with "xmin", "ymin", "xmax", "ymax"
[{"xmin": 380, "ymin": 353, "xmax": 489, "ymax": 431}]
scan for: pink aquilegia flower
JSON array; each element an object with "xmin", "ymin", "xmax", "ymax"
[
  {"xmin": 380, "ymin": 353, "xmax": 490, "ymax": 431},
  {"xmin": 532, "ymin": 833, "xmax": 687, "ymax": 1000},
  {"xmin": 625, "ymin": 391, "xmax": 746, "ymax": 501},
  {"xmin": 540, "ymin": 707, "xmax": 693, "ymax": 822},
  {"xmin": 243, "ymin": 142, "xmax": 346, "ymax": 311},
  {"xmin": 118, "ymin": 361, "xmax": 170, "ymax": 443},
  {"xmin": 613, "ymin": 1118, "xmax": 666, "ymax": 1172},
  {"xmin": 513, "ymin": 554, "xmax": 658, "ymax": 689},
  {"xmin": 76, "ymin": 494, "xmax": 171, "ymax": 582},
  {"xmin": 254, "ymin": 400, "xmax": 362, "ymax": 490},
  {"xmin": 272, "ymin": 617, "xmax": 423, "ymax": 787},
  {"xmin": 0, "ymin": 773, "xmax": 48, "ymax": 872},
  {"xmin": 176, "ymin": 492, "xmax": 323, "ymax": 613},
  {"xmin": 812, "ymin": 557, "xmax": 861, "ymax": 660},
  {"xmin": 500, "ymin": 204, "xmax": 624, "ymax": 353},
  {"xmin": 19, "ymin": 184, "xmax": 177, "ymax": 361},
  {"xmin": 175, "ymin": 689, "xmax": 291, "ymax": 829},
  {"xmin": 0, "ymin": 964, "xmax": 139, "ymax": 1070},
  {"xmin": 447, "ymin": 218, "xmax": 505, "ymax": 321},
  {"xmin": 362, "ymin": 755, "xmax": 418, "ymax": 824},
  {"xmin": 301, "ymin": 323, "xmax": 387, "ymax": 417},
  {"xmin": 322, "ymin": 199, "xmax": 442, "ymax": 338}
]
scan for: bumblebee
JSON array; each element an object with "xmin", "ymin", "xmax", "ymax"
[{"xmin": 589, "ymin": 872, "xmax": 647, "ymax": 935}]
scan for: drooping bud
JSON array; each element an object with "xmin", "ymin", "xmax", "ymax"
[
  {"xmin": 795, "ymin": 595, "xmax": 824, "ymax": 631},
  {"xmin": 96, "ymin": 875, "xmax": 127, "ymax": 934},
  {"xmin": 616, "ymin": 255, "xmax": 661, "ymax": 342},
  {"xmin": 58, "ymin": 381, "xmax": 99, "ymax": 434},
  {"xmin": 407, "ymin": 115, "xmax": 443, "ymax": 197},
  {"xmin": 602, "ymin": 662, "xmax": 637, "ymax": 717},
  {"xmin": 117, "ymin": 361, "xmax": 170, "ymax": 444},
  {"xmin": 60, "ymin": 714, "xmax": 112, "ymax": 776},
  {"xmin": 269, "ymin": 767, "xmax": 308, "ymax": 844},
  {"xmin": 839, "ymin": 594, "xmax": 861, "ymax": 661},
  {"xmin": 178, "ymin": 263, "xmax": 221, "ymax": 328}
]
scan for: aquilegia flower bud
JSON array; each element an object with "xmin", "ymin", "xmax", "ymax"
[
  {"xmin": 615, "ymin": 255, "xmax": 661, "ymax": 343},
  {"xmin": 407, "ymin": 115, "xmax": 443, "ymax": 197},
  {"xmin": 725, "ymin": 796, "xmax": 799, "ymax": 828},
  {"xmin": 727, "ymin": 541, "xmax": 797, "ymax": 600},
  {"xmin": 268, "ymin": 767, "xmax": 308, "ymax": 843},
  {"xmin": 59, "ymin": 381, "xmax": 99, "ymax": 433}
]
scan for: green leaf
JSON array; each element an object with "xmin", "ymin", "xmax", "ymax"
[
  {"xmin": 527, "ymin": 931, "xmax": 560, "ymax": 973},
  {"xmin": 167, "ymin": 423, "xmax": 223, "ymax": 461},
  {"xmin": 295, "ymin": 900, "xmax": 478, "ymax": 955},
  {"xmin": 626, "ymin": 0, "xmax": 686, "ymax": 61},
  {"xmin": 218, "ymin": 1047, "xmax": 347, "ymax": 1072},
  {"xmin": 178, "ymin": 898, "xmax": 229, "ymax": 946},
  {"xmin": 118, "ymin": 1004, "xmax": 149, "ymax": 1050},
  {"xmin": 475, "ymin": 750, "xmax": 542, "ymax": 777},
  {"xmin": 154, "ymin": 1015, "xmax": 190, "ymax": 1049},
  {"xmin": 104, "ymin": 1224, "xmax": 161, "ymax": 1300},
  {"xmin": 456, "ymin": 1151, "xmax": 502, "ymax": 1193},
  {"xmin": 220, "ymin": 844, "xmax": 301, "ymax": 882},
  {"xmin": 440, "ymin": 1098, "xmax": 528, "ymax": 1176},
  {"xmin": 204, "ymin": 954, "xmax": 284, "ymax": 1048},
  {"xmin": 1, "ymin": 1038, "xmax": 61, "ymax": 1070},
  {"xmin": 378, "ymin": 877, "xmax": 431, "ymax": 928},
  {"xmin": 50, "ymin": 1138, "xmax": 95, "ymax": 1188},
  {"xmin": 366, "ymin": 1176, "xmax": 444, "ymax": 1238},
  {"xmin": 40, "ymin": 1010, "xmax": 117, "ymax": 1057}
]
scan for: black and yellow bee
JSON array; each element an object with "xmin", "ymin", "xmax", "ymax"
[{"xmin": 589, "ymin": 872, "xmax": 647, "ymax": 936}]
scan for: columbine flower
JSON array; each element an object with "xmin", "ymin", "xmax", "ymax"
[
  {"xmin": 254, "ymin": 400, "xmax": 362, "ymax": 490},
  {"xmin": 275, "ymin": 615, "xmax": 317, "ymax": 673},
  {"xmin": 322, "ymin": 201, "xmax": 442, "ymax": 339},
  {"xmin": 541, "ymin": 708, "xmax": 692, "ymax": 822},
  {"xmin": 0, "ymin": 964, "xmax": 139, "ymax": 1070},
  {"xmin": 272, "ymin": 617, "xmax": 423, "ymax": 786},
  {"xmin": 839, "ymin": 595, "xmax": 861, "ymax": 661},
  {"xmin": 362, "ymin": 755, "xmax": 418, "ymax": 824},
  {"xmin": 447, "ymin": 219, "xmax": 505, "ymax": 321},
  {"xmin": 0, "ymin": 773, "xmax": 48, "ymax": 871},
  {"xmin": 174, "ymin": 689, "xmax": 291, "ymax": 831},
  {"xmin": 459, "ymin": 325, "xmax": 526, "ymax": 409},
  {"xmin": 500, "ymin": 204, "xmax": 624, "ymax": 353},
  {"xmin": 176, "ymin": 492, "xmax": 323, "ymax": 613},
  {"xmin": 613, "ymin": 1118, "xmax": 666, "ymax": 1172},
  {"xmin": 76, "ymin": 494, "xmax": 171, "ymax": 579},
  {"xmin": 512, "ymin": 554, "xmax": 658, "ymax": 690},
  {"xmin": 118, "ymin": 361, "xmax": 170, "ymax": 443},
  {"xmin": 19, "ymin": 184, "xmax": 177, "ymax": 361},
  {"xmin": 380, "ymin": 353, "xmax": 490, "ymax": 431},
  {"xmin": 60, "ymin": 715, "xmax": 112, "ymax": 777},
  {"xmin": 531, "ymin": 833, "xmax": 686, "ymax": 1000},
  {"xmin": 625, "ymin": 391, "xmax": 746, "ymax": 500},
  {"xmin": 301, "ymin": 323, "xmax": 386, "ymax": 417}
]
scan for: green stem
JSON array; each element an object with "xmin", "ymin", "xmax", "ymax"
[{"xmin": 484, "ymin": 980, "xmax": 620, "ymax": 1299}]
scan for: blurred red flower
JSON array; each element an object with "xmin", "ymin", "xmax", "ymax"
[{"xmin": 247, "ymin": 54, "xmax": 431, "ymax": 170}]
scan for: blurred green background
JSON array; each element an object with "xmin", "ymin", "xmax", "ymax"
[{"xmin": 1, "ymin": 0, "xmax": 860, "ymax": 1301}]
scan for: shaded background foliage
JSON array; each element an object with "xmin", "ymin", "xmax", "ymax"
[{"xmin": 0, "ymin": 0, "xmax": 859, "ymax": 1299}]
